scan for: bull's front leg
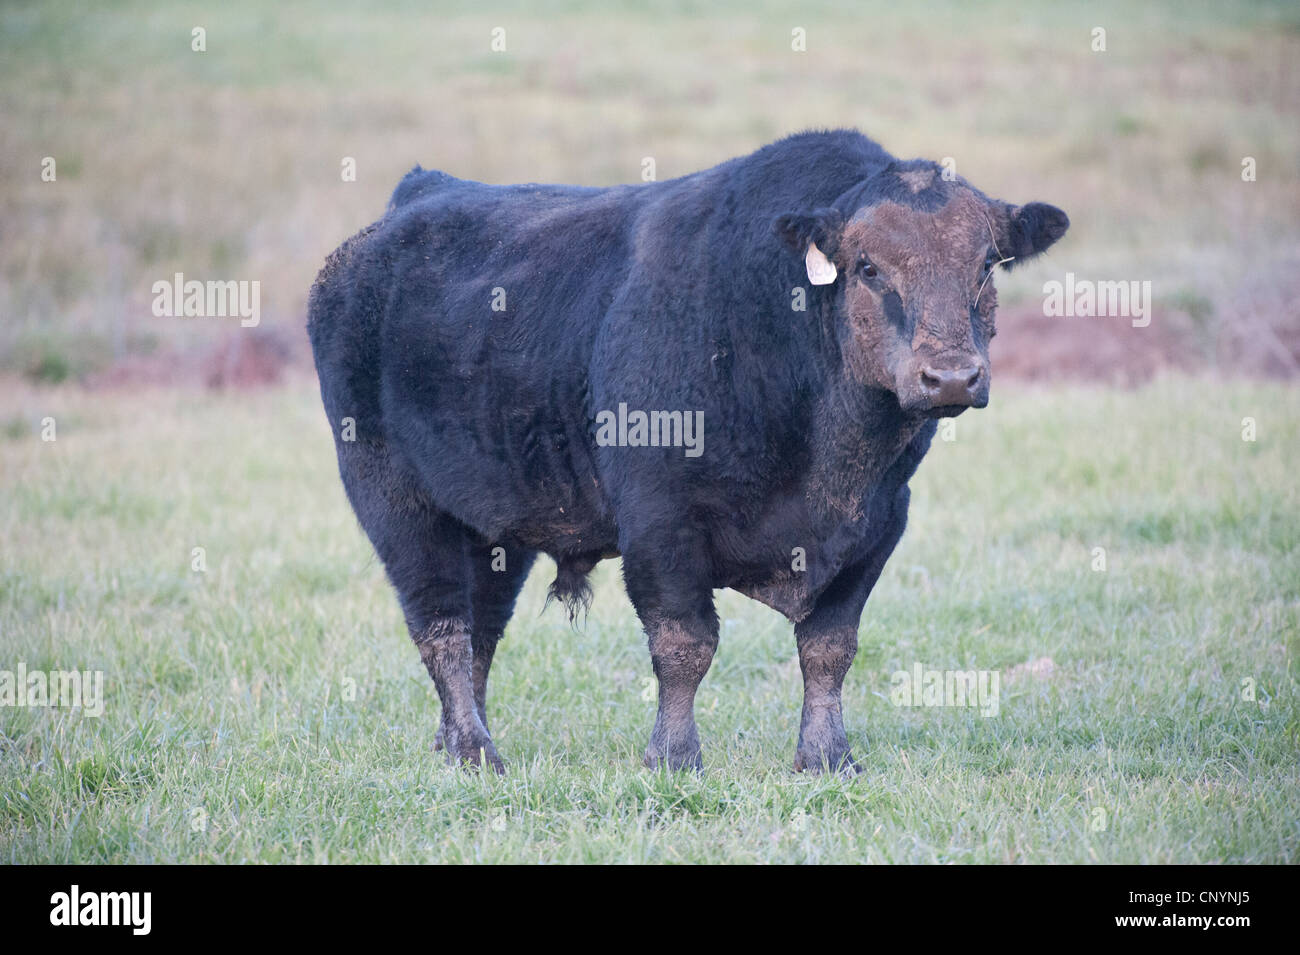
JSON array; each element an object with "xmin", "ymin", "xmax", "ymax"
[
  {"xmin": 622, "ymin": 538, "xmax": 718, "ymax": 771},
  {"xmin": 791, "ymin": 486, "xmax": 910, "ymax": 775},
  {"xmin": 792, "ymin": 624, "xmax": 859, "ymax": 774},
  {"xmin": 642, "ymin": 617, "xmax": 718, "ymax": 771}
]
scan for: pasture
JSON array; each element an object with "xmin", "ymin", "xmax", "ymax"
[
  {"xmin": 1, "ymin": 0, "xmax": 1297, "ymax": 863},
  {"xmin": 1, "ymin": 377, "xmax": 1296, "ymax": 863}
]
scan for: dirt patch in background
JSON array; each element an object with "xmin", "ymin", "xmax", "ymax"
[
  {"xmin": 74, "ymin": 301, "xmax": 1300, "ymax": 392},
  {"xmin": 84, "ymin": 326, "xmax": 303, "ymax": 390},
  {"xmin": 990, "ymin": 305, "xmax": 1203, "ymax": 386},
  {"xmin": 992, "ymin": 302, "xmax": 1299, "ymax": 385}
]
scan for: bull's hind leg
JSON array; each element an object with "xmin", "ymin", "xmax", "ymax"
[
  {"xmin": 434, "ymin": 544, "xmax": 536, "ymax": 751},
  {"xmin": 398, "ymin": 528, "xmax": 507, "ymax": 771},
  {"xmin": 334, "ymin": 440, "xmax": 503, "ymax": 771}
]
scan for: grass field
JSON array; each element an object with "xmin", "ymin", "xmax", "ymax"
[
  {"xmin": 2, "ymin": 0, "xmax": 1297, "ymax": 865},
  {"xmin": 1, "ymin": 376, "xmax": 1296, "ymax": 863}
]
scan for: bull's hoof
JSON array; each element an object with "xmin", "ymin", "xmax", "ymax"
[
  {"xmin": 643, "ymin": 742, "xmax": 703, "ymax": 772},
  {"xmin": 445, "ymin": 743, "xmax": 505, "ymax": 774},
  {"xmin": 793, "ymin": 746, "xmax": 860, "ymax": 777},
  {"xmin": 435, "ymin": 711, "xmax": 488, "ymax": 753},
  {"xmin": 441, "ymin": 728, "xmax": 505, "ymax": 774}
]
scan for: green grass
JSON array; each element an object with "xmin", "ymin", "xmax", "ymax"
[
  {"xmin": 1, "ymin": 0, "xmax": 1297, "ymax": 864},
  {"xmin": 1, "ymin": 376, "xmax": 1296, "ymax": 863}
]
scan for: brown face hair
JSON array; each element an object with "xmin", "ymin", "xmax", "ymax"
[
  {"xmin": 777, "ymin": 165, "xmax": 1068, "ymax": 417},
  {"xmin": 836, "ymin": 188, "xmax": 1005, "ymax": 412}
]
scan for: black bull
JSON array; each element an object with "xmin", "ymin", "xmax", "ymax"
[{"xmin": 307, "ymin": 128, "xmax": 1068, "ymax": 773}]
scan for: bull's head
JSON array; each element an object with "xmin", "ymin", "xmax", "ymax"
[{"xmin": 776, "ymin": 161, "xmax": 1068, "ymax": 417}]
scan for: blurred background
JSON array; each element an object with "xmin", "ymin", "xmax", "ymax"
[{"xmin": 2, "ymin": 0, "xmax": 1297, "ymax": 388}]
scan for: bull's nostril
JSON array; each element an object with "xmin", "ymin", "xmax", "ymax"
[{"xmin": 919, "ymin": 363, "xmax": 983, "ymax": 407}]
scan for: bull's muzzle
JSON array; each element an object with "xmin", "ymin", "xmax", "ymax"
[{"xmin": 912, "ymin": 359, "xmax": 989, "ymax": 415}]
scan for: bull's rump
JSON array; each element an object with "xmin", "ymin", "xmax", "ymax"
[{"xmin": 311, "ymin": 176, "xmax": 655, "ymax": 551}]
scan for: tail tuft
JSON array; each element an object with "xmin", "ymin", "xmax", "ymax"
[{"xmin": 544, "ymin": 555, "xmax": 596, "ymax": 625}]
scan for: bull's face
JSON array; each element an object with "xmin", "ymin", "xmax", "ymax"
[{"xmin": 776, "ymin": 163, "xmax": 1068, "ymax": 417}]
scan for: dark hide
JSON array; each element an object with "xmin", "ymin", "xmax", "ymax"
[{"xmin": 308, "ymin": 128, "xmax": 1068, "ymax": 772}]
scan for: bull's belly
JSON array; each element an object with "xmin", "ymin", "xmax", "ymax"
[
  {"xmin": 510, "ymin": 505, "xmax": 619, "ymax": 557},
  {"xmin": 731, "ymin": 576, "xmax": 817, "ymax": 623}
]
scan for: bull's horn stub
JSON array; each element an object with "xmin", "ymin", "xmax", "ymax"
[{"xmin": 805, "ymin": 242, "xmax": 837, "ymax": 285}]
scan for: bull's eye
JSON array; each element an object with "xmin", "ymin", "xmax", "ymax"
[
  {"xmin": 982, "ymin": 250, "xmax": 997, "ymax": 274},
  {"xmin": 860, "ymin": 260, "xmax": 878, "ymax": 280}
]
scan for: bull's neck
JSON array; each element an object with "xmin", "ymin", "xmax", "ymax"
[{"xmin": 803, "ymin": 378, "xmax": 922, "ymax": 523}]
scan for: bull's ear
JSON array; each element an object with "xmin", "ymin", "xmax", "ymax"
[
  {"xmin": 1000, "ymin": 202, "xmax": 1069, "ymax": 270},
  {"xmin": 774, "ymin": 208, "xmax": 845, "ymax": 285}
]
